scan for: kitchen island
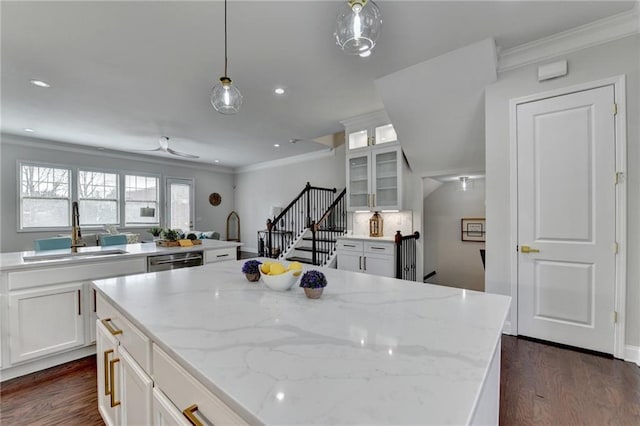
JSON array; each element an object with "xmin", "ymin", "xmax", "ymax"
[{"xmin": 93, "ymin": 259, "xmax": 510, "ymax": 425}]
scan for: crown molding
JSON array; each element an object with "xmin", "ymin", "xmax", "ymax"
[
  {"xmin": 0, "ymin": 133, "xmax": 234, "ymax": 174},
  {"xmin": 340, "ymin": 109, "xmax": 390, "ymax": 130},
  {"xmin": 234, "ymin": 147, "xmax": 335, "ymax": 174},
  {"xmin": 498, "ymin": 7, "xmax": 639, "ymax": 73}
]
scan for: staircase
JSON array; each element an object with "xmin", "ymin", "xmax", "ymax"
[{"xmin": 265, "ymin": 183, "xmax": 346, "ymax": 266}]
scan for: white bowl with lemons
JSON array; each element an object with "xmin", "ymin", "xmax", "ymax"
[{"xmin": 260, "ymin": 261, "xmax": 303, "ymax": 291}]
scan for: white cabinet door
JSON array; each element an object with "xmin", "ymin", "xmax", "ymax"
[
  {"xmin": 97, "ymin": 319, "xmax": 120, "ymax": 426},
  {"xmin": 371, "ymin": 146, "xmax": 402, "ymax": 210},
  {"xmin": 346, "ymin": 152, "xmax": 371, "ymax": 211},
  {"xmin": 363, "ymin": 254, "xmax": 395, "ymax": 278},
  {"xmin": 337, "ymin": 252, "xmax": 362, "ymax": 273},
  {"xmin": 120, "ymin": 346, "xmax": 153, "ymax": 426},
  {"xmin": 9, "ymin": 282, "xmax": 85, "ymax": 363},
  {"xmin": 153, "ymin": 388, "xmax": 191, "ymax": 426}
]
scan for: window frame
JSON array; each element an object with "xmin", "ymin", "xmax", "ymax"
[
  {"xmin": 123, "ymin": 173, "xmax": 161, "ymax": 228},
  {"xmin": 17, "ymin": 161, "xmax": 73, "ymax": 232},
  {"xmin": 77, "ymin": 168, "xmax": 121, "ymax": 227}
]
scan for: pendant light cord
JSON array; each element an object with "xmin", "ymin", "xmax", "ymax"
[{"xmin": 224, "ymin": 0, "xmax": 228, "ymax": 77}]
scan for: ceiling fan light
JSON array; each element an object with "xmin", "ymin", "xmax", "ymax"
[
  {"xmin": 211, "ymin": 77, "xmax": 243, "ymax": 115},
  {"xmin": 334, "ymin": 0, "xmax": 382, "ymax": 55}
]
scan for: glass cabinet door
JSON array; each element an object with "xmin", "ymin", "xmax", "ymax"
[
  {"xmin": 347, "ymin": 154, "xmax": 370, "ymax": 209},
  {"xmin": 348, "ymin": 130, "xmax": 369, "ymax": 150},
  {"xmin": 374, "ymin": 124, "xmax": 397, "ymax": 146},
  {"xmin": 373, "ymin": 148, "xmax": 399, "ymax": 209}
]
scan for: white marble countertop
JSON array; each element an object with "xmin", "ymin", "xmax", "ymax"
[
  {"xmin": 338, "ymin": 234, "xmax": 396, "ymax": 242},
  {"xmin": 0, "ymin": 240, "xmax": 243, "ymax": 271},
  {"xmin": 92, "ymin": 259, "xmax": 511, "ymax": 425}
]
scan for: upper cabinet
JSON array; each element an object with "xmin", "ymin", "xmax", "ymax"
[{"xmin": 342, "ymin": 111, "xmax": 404, "ymax": 211}]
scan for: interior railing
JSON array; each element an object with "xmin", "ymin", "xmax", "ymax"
[
  {"xmin": 395, "ymin": 231, "xmax": 420, "ymax": 281},
  {"xmin": 266, "ymin": 182, "xmax": 338, "ymax": 258},
  {"xmin": 310, "ymin": 188, "xmax": 347, "ymax": 265}
]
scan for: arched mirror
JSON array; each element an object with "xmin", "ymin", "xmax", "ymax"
[{"xmin": 226, "ymin": 211, "xmax": 240, "ymax": 242}]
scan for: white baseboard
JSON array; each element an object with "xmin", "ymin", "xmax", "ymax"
[
  {"xmin": 624, "ymin": 345, "xmax": 640, "ymax": 366},
  {"xmin": 502, "ymin": 320, "xmax": 513, "ymax": 335},
  {"xmin": 0, "ymin": 345, "xmax": 96, "ymax": 382}
]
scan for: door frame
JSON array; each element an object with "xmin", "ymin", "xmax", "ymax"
[
  {"xmin": 508, "ymin": 75, "xmax": 627, "ymax": 358},
  {"xmin": 165, "ymin": 177, "xmax": 195, "ymax": 231}
]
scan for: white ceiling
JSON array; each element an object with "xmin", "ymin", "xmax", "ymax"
[{"xmin": 1, "ymin": 1, "xmax": 635, "ymax": 168}]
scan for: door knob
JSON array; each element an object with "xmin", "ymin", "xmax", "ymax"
[{"xmin": 520, "ymin": 245, "xmax": 540, "ymax": 253}]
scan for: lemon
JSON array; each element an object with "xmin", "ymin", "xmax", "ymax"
[
  {"xmin": 269, "ymin": 263, "xmax": 286, "ymax": 275},
  {"xmin": 288, "ymin": 261, "xmax": 302, "ymax": 271},
  {"xmin": 261, "ymin": 262, "xmax": 272, "ymax": 274}
]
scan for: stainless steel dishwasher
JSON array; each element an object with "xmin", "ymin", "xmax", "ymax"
[{"xmin": 147, "ymin": 251, "xmax": 204, "ymax": 272}]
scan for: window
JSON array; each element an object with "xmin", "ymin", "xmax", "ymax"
[
  {"xmin": 20, "ymin": 163, "xmax": 71, "ymax": 228},
  {"xmin": 124, "ymin": 175, "xmax": 159, "ymax": 226},
  {"xmin": 78, "ymin": 170, "xmax": 119, "ymax": 225}
]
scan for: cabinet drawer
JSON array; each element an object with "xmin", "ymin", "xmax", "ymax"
[
  {"xmin": 364, "ymin": 241, "xmax": 394, "ymax": 256},
  {"xmin": 153, "ymin": 344, "xmax": 249, "ymax": 426},
  {"xmin": 204, "ymin": 247, "xmax": 237, "ymax": 263},
  {"xmin": 96, "ymin": 293, "xmax": 151, "ymax": 374},
  {"xmin": 336, "ymin": 240, "xmax": 364, "ymax": 252},
  {"xmin": 8, "ymin": 258, "xmax": 146, "ymax": 291}
]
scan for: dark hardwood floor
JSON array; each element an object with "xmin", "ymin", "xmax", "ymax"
[{"xmin": 1, "ymin": 336, "xmax": 638, "ymax": 425}]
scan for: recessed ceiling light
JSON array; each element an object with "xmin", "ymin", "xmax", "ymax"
[
  {"xmin": 274, "ymin": 87, "xmax": 285, "ymax": 95},
  {"xmin": 214, "ymin": 159, "xmax": 220, "ymax": 163},
  {"xmin": 274, "ymin": 144, "xmax": 280, "ymax": 147},
  {"xmin": 24, "ymin": 128, "xmax": 35, "ymax": 132},
  {"xmin": 30, "ymin": 79, "xmax": 50, "ymax": 88}
]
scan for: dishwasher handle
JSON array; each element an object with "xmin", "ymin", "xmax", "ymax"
[{"xmin": 151, "ymin": 256, "xmax": 202, "ymax": 266}]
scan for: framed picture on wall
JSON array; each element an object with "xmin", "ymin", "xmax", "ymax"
[{"xmin": 461, "ymin": 218, "xmax": 486, "ymax": 242}]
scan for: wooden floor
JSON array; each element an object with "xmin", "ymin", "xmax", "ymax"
[{"xmin": 1, "ymin": 336, "xmax": 638, "ymax": 425}]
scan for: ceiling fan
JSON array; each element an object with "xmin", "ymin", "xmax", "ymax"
[{"xmin": 137, "ymin": 136, "xmax": 199, "ymax": 159}]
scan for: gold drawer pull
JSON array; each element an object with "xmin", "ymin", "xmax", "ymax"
[
  {"xmin": 103, "ymin": 349, "xmax": 113, "ymax": 396},
  {"xmin": 182, "ymin": 404, "xmax": 204, "ymax": 426},
  {"xmin": 109, "ymin": 357, "xmax": 121, "ymax": 407},
  {"xmin": 101, "ymin": 318, "xmax": 123, "ymax": 336}
]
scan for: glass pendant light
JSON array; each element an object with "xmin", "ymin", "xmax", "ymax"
[
  {"xmin": 211, "ymin": 0, "xmax": 242, "ymax": 114},
  {"xmin": 334, "ymin": 0, "xmax": 382, "ymax": 56}
]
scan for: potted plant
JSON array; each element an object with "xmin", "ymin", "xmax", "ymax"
[
  {"xmin": 241, "ymin": 260, "xmax": 262, "ymax": 282},
  {"xmin": 148, "ymin": 227, "xmax": 163, "ymax": 241},
  {"xmin": 162, "ymin": 228, "xmax": 180, "ymax": 242},
  {"xmin": 299, "ymin": 270, "xmax": 327, "ymax": 299}
]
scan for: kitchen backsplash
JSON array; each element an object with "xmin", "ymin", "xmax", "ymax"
[{"xmin": 351, "ymin": 211, "xmax": 413, "ymax": 237}]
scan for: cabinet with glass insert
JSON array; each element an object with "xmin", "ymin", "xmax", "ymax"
[{"xmin": 346, "ymin": 144, "xmax": 402, "ymax": 211}]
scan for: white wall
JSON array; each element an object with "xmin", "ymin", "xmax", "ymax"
[
  {"xmin": 485, "ymin": 35, "xmax": 639, "ymax": 346},
  {"xmin": 0, "ymin": 135, "xmax": 235, "ymax": 252},
  {"xmin": 234, "ymin": 145, "xmax": 346, "ymax": 252},
  {"xmin": 424, "ymin": 179, "xmax": 486, "ymax": 291}
]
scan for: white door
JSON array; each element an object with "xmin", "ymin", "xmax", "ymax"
[
  {"xmin": 9, "ymin": 282, "xmax": 85, "ymax": 363},
  {"xmin": 516, "ymin": 85, "xmax": 616, "ymax": 354},
  {"xmin": 97, "ymin": 319, "xmax": 120, "ymax": 426},
  {"xmin": 166, "ymin": 178, "xmax": 194, "ymax": 232},
  {"xmin": 120, "ymin": 346, "xmax": 153, "ymax": 426}
]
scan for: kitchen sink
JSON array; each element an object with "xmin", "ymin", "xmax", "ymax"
[{"xmin": 23, "ymin": 249, "xmax": 128, "ymax": 262}]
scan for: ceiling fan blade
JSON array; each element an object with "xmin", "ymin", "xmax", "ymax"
[
  {"xmin": 132, "ymin": 147, "xmax": 163, "ymax": 152},
  {"xmin": 167, "ymin": 148, "xmax": 199, "ymax": 159}
]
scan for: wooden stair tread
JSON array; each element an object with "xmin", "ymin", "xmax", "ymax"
[
  {"xmin": 295, "ymin": 246, "xmax": 330, "ymax": 254},
  {"xmin": 302, "ymin": 237, "xmax": 337, "ymax": 243},
  {"xmin": 286, "ymin": 256, "xmax": 315, "ymax": 265}
]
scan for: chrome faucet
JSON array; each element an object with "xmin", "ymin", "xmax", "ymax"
[{"xmin": 71, "ymin": 201, "xmax": 85, "ymax": 252}]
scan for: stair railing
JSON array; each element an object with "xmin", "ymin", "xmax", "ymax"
[
  {"xmin": 310, "ymin": 188, "xmax": 347, "ymax": 265},
  {"xmin": 395, "ymin": 231, "xmax": 420, "ymax": 281},
  {"xmin": 265, "ymin": 182, "xmax": 337, "ymax": 258}
]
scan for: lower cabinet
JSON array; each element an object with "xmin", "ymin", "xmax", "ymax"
[
  {"xmin": 9, "ymin": 282, "xmax": 85, "ymax": 364},
  {"xmin": 97, "ymin": 319, "xmax": 120, "ymax": 426},
  {"xmin": 336, "ymin": 239, "xmax": 395, "ymax": 278},
  {"xmin": 153, "ymin": 388, "xmax": 190, "ymax": 426},
  {"xmin": 120, "ymin": 346, "xmax": 153, "ymax": 426}
]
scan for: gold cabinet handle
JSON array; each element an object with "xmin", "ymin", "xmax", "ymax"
[
  {"xmin": 372, "ymin": 193, "xmax": 376, "ymax": 207},
  {"xmin": 520, "ymin": 245, "xmax": 540, "ymax": 254},
  {"xmin": 101, "ymin": 318, "xmax": 123, "ymax": 336},
  {"xmin": 109, "ymin": 357, "xmax": 121, "ymax": 407},
  {"xmin": 182, "ymin": 404, "xmax": 204, "ymax": 426},
  {"xmin": 103, "ymin": 349, "xmax": 113, "ymax": 396}
]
